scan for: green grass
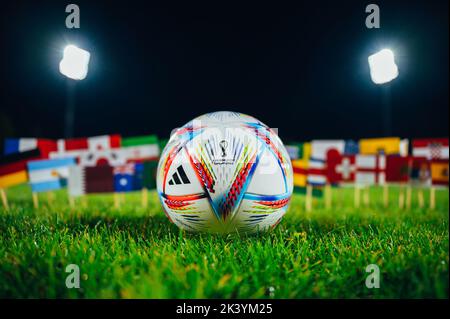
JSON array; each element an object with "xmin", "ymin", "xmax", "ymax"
[{"xmin": 0, "ymin": 185, "xmax": 448, "ymax": 298}]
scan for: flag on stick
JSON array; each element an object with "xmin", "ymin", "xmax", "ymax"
[
  {"xmin": 68, "ymin": 166, "xmax": 115, "ymax": 196},
  {"xmin": 0, "ymin": 149, "xmax": 41, "ymax": 188},
  {"xmin": 27, "ymin": 158, "xmax": 76, "ymax": 193},
  {"xmin": 412, "ymin": 138, "xmax": 449, "ymax": 160},
  {"xmin": 430, "ymin": 160, "xmax": 449, "ymax": 186},
  {"xmin": 311, "ymin": 140, "xmax": 345, "ymax": 160},
  {"xmin": 120, "ymin": 135, "xmax": 160, "ymax": 162},
  {"xmin": 359, "ymin": 137, "xmax": 401, "ymax": 155},
  {"xmin": 4, "ymin": 138, "xmax": 57, "ymax": 158},
  {"xmin": 355, "ymin": 155, "xmax": 386, "ymax": 186}
]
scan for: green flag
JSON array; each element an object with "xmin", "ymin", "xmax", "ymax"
[
  {"xmin": 122, "ymin": 135, "xmax": 158, "ymax": 147},
  {"xmin": 142, "ymin": 160, "xmax": 158, "ymax": 189}
]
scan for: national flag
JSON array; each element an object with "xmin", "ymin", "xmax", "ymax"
[
  {"xmin": 141, "ymin": 159, "xmax": 159, "ymax": 189},
  {"xmin": 114, "ymin": 163, "xmax": 136, "ymax": 192},
  {"xmin": 355, "ymin": 155, "xmax": 386, "ymax": 185},
  {"xmin": 409, "ymin": 157, "xmax": 431, "ymax": 186},
  {"xmin": 291, "ymin": 159, "xmax": 322, "ymax": 197},
  {"xmin": 68, "ymin": 165, "xmax": 115, "ymax": 196},
  {"xmin": 359, "ymin": 137, "xmax": 401, "ymax": 155},
  {"xmin": 307, "ymin": 157, "xmax": 327, "ymax": 187},
  {"xmin": 292, "ymin": 159, "xmax": 308, "ymax": 191},
  {"xmin": 120, "ymin": 135, "xmax": 160, "ymax": 162},
  {"xmin": 4, "ymin": 138, "xmax": 57, "ymax": 158},
  {"xmin": 77, "ymin": 149, "xmax": 127, "ymax": 167},
  {"xmin": 49, "ymin": 134, "xmax": 121, "ymax": 162},
  {"xmin": 343, "ymin": 140, "xmax": 359, "ymax": 155},
  {"xmin": 400, "ymin": 139, "xmax": 409, "ymax": 157},
  {"xmin": 385, "ymin": 156, "xmax": 410, "ymax": 183},
  {"xmin": 412, "ymin": 138, "xmax": 449, "ymax": 160},
  {"xmin": 27, "ymin": 158, "xmax": 76, "ymax": 192},
  {"xmin": 285, "ymin": 143, "xmax": 303, "ymax": 160},
  {"xmin": 430, "ymin": 160, "xmax": 449, "ymax": 186},
  {"xmin": 311, "ymin": 140, "xmax": 345, "ymax": 160},
  {"xmin": 0, "ymin": 149, "xmax": 41, "ymax": 188},
  {"xmin": 326, "ymin": 149, "xmax": 356, "ymax": 185}
]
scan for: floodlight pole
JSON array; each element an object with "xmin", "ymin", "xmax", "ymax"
[
  {"xmin": 64, "ymin": 79, "xmax": 76, "ymax": 138},
  {"xmin": 381, "ymin": 83, "xmax": 392, "ymax": 136}
]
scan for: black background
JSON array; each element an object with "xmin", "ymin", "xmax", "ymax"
[{"xmin": 0, "ymin": 0, "xmax": 448, "ymax": 143}]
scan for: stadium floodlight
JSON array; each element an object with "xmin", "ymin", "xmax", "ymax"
[
  {"xmin": 368, "ymin": 49, "xmax": 399, "ymax": 85},
  {"xmin": 59, "ymin": 45, "xmax": 90, "ymax": 80}
]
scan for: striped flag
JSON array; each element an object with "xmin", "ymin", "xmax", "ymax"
[
  {"xmin": 120, "ymin": 135, "xmax": 160, "ymax": 162},
  {"xmin": 307, "ymin": 157, "xmax": 327, "ymax": 187},
  {"xmin": 412, "ymin": 138, "xmax": 449, "ymax": 160},
  {"xmin": 27, "ymin": 158, "xmax": 76, "ymax": 192},
  {"xmin": 4, "ymin": 138, "xmax": 57, "ymax": 158},
  {"xmin": 292, "ymin": 159, "xmax": 308, "ymax": 192},
  {"xmin": 0, "ymin": 149, "xmax": 41, "ymax": 188},
  {"xmin": 409, "ymin": 157, "xmax": 431, "ymax": 186},
  {"xmin": 430, "ymin": 160, "xmax": 449, "ymax": 186},
  {"xmin": 359, "ymin": 137, "xmax": 401, "ymax": 155}
]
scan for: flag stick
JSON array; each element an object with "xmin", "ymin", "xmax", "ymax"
[
  {"xmin": 0, "ymin": 188, "xmax": 9, "ymax": 210},
  {"xmin": 47, "ymin": 191, "xmax": 54, "ymax": 206},
  {"xmin": 418, "ymin": 188, "xmax": 424, "ymax": 209},
  {"xmin": 81, "ymin": 196, "xmax": 87, "ymax": 208},
  {"xmin": 142, "ymin": 187, "xmax": 148, "ymax": 208},
  {"xmin": 114, "ymin": 193, "xmax": 120, "ymax": 209},
  {"xmin": 430, "ymin": 187, "xmax": 436, "ymax": 210},
  {"xmin": 363, "ymin": 186, "xmax": 370, "ymax": 207},
  {"xmin": 68, "ymin": 195, "xmax": 75, "ymax": 208},
  {"xmin": 325, "ymin": 184, "xmax": 332, "ymax": 210},
  {"xmin": 32, "ymin": 192, "xmax": 39, "ymax": 209},
  {"xmin": 354, "ymin": 185, "xmax": 360, "ymax": 208},
  {"xmin": 398, "ymin": 187, "xmax": 405, "ymax": 210},
  {"xmin": 305, "ymin": 185, "xmax": 312, "ymax": 212},
  {"xmin": 383, "ymin": 184, "xmax": 389, "ymax": 208},
  {"xmin": 406, "ymin": 185, "xmax": 412, "ymax": 210}
]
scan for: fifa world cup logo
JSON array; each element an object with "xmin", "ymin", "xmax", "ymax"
[{"xmin": 219, "ymin": 140, "xmax": 228, "ymax": 158}]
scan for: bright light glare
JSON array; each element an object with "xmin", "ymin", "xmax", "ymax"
[
  {"xmin": 368, "ymin": 49, "xmax": 399, "ymax": 84},
  {"xmin": 59, "ymin": 45, "xmax": 90, "ymax": 80}
]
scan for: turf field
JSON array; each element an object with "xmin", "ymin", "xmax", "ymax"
[{"xmin": 0, "ymin": 185, "xmax": 448, "ymax": 298}]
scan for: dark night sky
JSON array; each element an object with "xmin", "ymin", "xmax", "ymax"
[{"xmin": 0, "ymin": 0, "xmax": 448, "ymax": 144}]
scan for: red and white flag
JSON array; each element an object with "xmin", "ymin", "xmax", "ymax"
[
  {"xmin": 326, "ymin": 149, "xmax": 356, "ymax": 184},
  {"xmin": 49, "ymin": 135, "xmax": 122, "ymax": 166},
  {"xmin": 311, "ymin": 140, "xmax": 345, "ymax": 160},
  {"xmin": 412, "ymin": 138, "xmax": 449, "ymax": 160},
  {"xmin": 355, "ymin": 155, "xmax": 386, "ymax": 185}
]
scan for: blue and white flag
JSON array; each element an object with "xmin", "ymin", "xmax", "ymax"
[{"xmin": 27, "ymin": 158, "xmax": 76, "ymax": 192}]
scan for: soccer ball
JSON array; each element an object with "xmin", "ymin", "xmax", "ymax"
[{"xmin": 156, "ymin": 111, "xmax": 293, "ymax": 234}]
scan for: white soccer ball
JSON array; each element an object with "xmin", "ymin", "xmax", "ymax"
[{"xmin": 156, "ymin": 111, "xmax": 293, "ymax": 234}]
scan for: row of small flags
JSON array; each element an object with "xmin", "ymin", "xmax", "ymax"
[
  {"xmin": 0, "ymin": 135, "xmax": 165, "ymax": 209},
  {"xmin": 286, "ymin": 137, "xmax": 449, "ymax": 211}
]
